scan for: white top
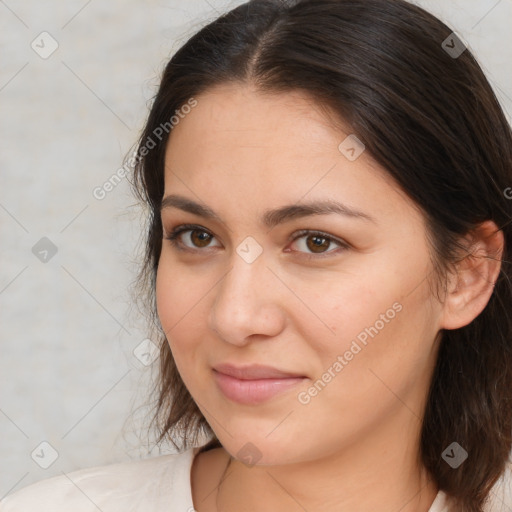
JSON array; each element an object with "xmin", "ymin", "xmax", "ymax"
[{"xmin": 0, "ymin": 446, "xmax": 501, "ymax": 511}]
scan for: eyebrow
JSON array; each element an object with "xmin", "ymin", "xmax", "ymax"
[{"xmin": 160, "ymin": 194, "xmax": 376, "ymax": 228}]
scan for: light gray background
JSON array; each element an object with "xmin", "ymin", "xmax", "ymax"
[{"xmin": 1, "ymin": 0, "xmax": 511, "ymax": 500}]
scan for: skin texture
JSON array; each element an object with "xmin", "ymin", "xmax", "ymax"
[{"xmin": 155, "ymin": 82, "xmax": 504, "ymax": 512}]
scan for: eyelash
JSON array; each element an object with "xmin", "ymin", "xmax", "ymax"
[{"xmin": 163, "ymin": 223, "xmax": 350, "ymax": 260}]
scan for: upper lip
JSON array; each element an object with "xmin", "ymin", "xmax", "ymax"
[{"xmin": 213, "ymin": 363, "xmax": 305, "ymax": 380}]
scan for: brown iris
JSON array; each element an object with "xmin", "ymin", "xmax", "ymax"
[
  {"xmin": 306, "ymin": 234, "xmax": 330, "ymax": 253},
  {"xmin": 190, "ymin": 230, "xmax": 213, "ymax": 248}
]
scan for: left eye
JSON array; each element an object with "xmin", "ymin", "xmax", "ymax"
[{"xmin": 288, "ymin": 230, "xmax": 348, "ymax": 257}]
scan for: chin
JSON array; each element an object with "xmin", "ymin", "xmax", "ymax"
[{"xmin": 215, "ymin": 430, "xmax": 304, "ymax": 467}]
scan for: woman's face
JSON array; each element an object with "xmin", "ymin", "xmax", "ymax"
[{"xmin": 156, "ymin": 82, "xmax": 444, "ymax": 465}]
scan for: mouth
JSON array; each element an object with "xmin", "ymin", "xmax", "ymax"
[{"xmin": 212, "ymin": 363, "xmax": 307, "ymax": 405}]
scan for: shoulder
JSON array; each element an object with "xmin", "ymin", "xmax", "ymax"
[
  {"xmin": 484, "ymin": 464, "xmax": 512, "ymax": 511},
  {"xmin": 436, "ymin": 464, "xmax": 512, "ymax": 512},
  {"xmin": 0, "ymin": 448, "xmax": 197, "ymax": 512}
]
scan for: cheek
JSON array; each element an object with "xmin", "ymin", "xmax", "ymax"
[
  {"xmin": 155, "ymin": 248, "xmax": 204, "ymax": 328},
  {"xmin": 155, "ymin": 260, "xmax": 199, "ymax": 359},
  {"xmin": 296, "ymin": 250, "xmax": 435, "ymax": 391},
  {"xmin": 304, "ymin": 277, "xmax": 436, "ymax": 422},
  {"xmin": 291, "ymin": 259, "xmax": 403, "ymax": 357},
  {"xmin": 155, "ymin": 263, "xmax": 177, "ymax": 332}
]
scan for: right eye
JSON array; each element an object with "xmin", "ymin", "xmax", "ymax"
[{"xmin": 164, "ymin": 223, "xmax": 222, "ymax": 252}]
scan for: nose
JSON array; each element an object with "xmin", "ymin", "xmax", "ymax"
[{"xmin": 208, "ymin": 250, "xmax": 286, "ymax": 347}]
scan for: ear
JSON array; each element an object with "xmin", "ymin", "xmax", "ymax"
[{"xmin": 440, "ymin": 220, "xmax": 504, "ymax": 330}]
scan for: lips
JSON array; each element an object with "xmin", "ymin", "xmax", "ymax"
[
  {"xmin": 213, "ymin": 363, "xmax": 306, "ymax": 379},
  {"xmin": 212, "ymin": 363, "xmax": 307, "ymax": 405}
]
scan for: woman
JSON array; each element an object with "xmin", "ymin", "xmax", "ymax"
[{"xmin": 2, "ymin": 0, "xmax": 511, "ymax": 511}]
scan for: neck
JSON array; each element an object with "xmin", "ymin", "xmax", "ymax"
[{"xmin": 214, "ymin": 416, "xmax": 438, "ymax": 512}]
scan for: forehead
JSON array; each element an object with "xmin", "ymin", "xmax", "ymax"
[
  {"xmin": 162, "ymin": 82, "xmax": 415, "ymax": 223},
  {"xmin": 168, "ymin": 83, "xmax": 344, "ymax": 154},
  {"xmin": 165, "ymin": 83, "xmax": 359, "ymax": 178}
]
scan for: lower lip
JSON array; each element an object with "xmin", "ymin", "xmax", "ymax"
[{"xmin": 213, "ymin": 370, "xmax": 306, "ymax": 405}]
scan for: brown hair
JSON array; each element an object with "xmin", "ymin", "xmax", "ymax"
[{"xmin": 129, "ymin": 1, "xmax": 512, "ymax": 509}]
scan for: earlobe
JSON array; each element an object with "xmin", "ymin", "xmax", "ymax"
[{"xmin": 440, "ymin": 220, "xmax": 504, "ymax": 330}]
